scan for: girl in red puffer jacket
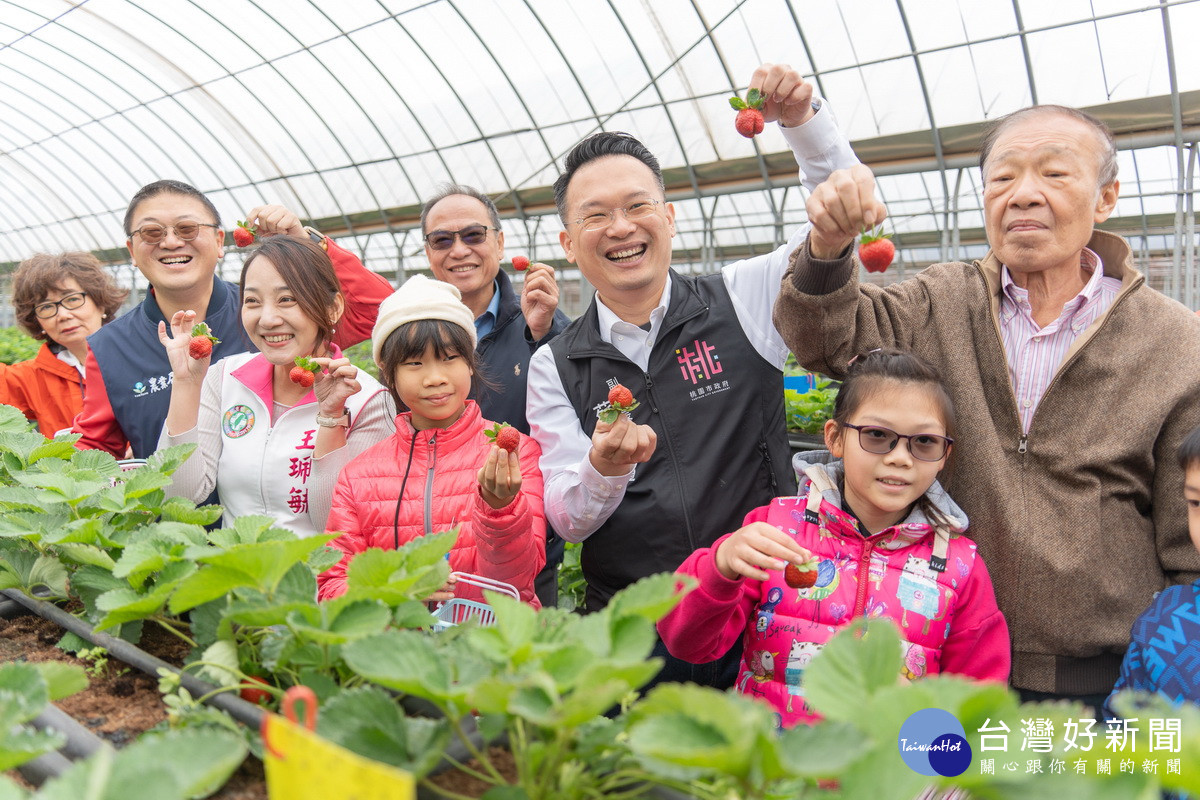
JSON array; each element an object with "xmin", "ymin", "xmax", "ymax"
[{"xmin": 318, "ymin": 275, "xmax": 546, "ymax": 605}]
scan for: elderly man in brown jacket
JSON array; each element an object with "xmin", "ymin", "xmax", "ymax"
[{"xmin": 772, "ymin": 104, "xmax": 1200, "ymax": 714}]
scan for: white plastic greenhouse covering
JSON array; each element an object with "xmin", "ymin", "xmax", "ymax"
[{"xmin": 0, "ymin": 0, "xmax": 1197, "ymax": 317}]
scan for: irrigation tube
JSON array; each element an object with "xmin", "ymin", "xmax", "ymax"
[{"xmin": 1, "ymin": 589, "xmax": 265, "ymax": 730}]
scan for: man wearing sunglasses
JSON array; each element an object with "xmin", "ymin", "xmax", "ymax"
[
  {"xmin": 773, "ymin": 105, "xmax": 1200, "ymax": 716},
  {"xmin": 526, "ymin": 63, "xmax": 859, "ymax": 687},
  {"xmin": 73, "ymin": 179, "xmax": 392, "ymax": 462},
  {"xmin": 420, "ymin": 184, "xmax": 571, "ymax": 606}
]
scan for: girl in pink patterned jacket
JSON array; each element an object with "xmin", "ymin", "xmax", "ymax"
[
  {"xmin": 319, "ymin": 275, "xmax": 545, "ymax": 605},
  {"xmin": 658, "ymin": 349, "xmax": 1009, "ymax": 727}
]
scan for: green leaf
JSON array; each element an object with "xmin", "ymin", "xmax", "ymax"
[
  {"xmin": 32, "ymin": 662, "xmax": 89, "ymax": 702},
  {"xmin": 28, "ymin": 439, "xmax": 80, "ymax": 465},
  {"xmin": 143, "ymin": 443, "xmax": 198, "ymax": 478},
  {"xmin": 804, "ymin": 617, "xmax": 904, "ymax": 724},
  {"xmin": 747, "ymin": 87, "xmax": 763, "ymax": 108},
  {"xmin": 158, "ymin": 498, "xmax": 223, "ymax": 526},
  {"xmin": 196, "ymin": 639, "xmax": 241, "ymax": 687},
  {"xmin": 775, "ymin": 720, "xmax": 870, "ymax": 778},
  {"xmin": 606, "ymin": 572, "xmax": 691, "ymax": 624},
  {"xmin": 69, "ymin": 448, "xmax": 121, "ymax": 476},
  {"xmin": 12, "ymin": 471, "xmax": 106, "ymax": 504},
  {"xmin": 169, "ymin": 534, "xmax": 337, "ymax": 613},
  {"xmin": 729, "ymin": 96, "xmax": 747, "ymax": 110},
  {"xmin": 318, "ymin": 686, "xmax": 451, "ymax": 776},
  {"xmin": 342, "ymin": 631, "xmax": 451, "ymax": 700},
  {"xmin": 53, "ymin": 544, "xmax": 116, "ymax": 570}
]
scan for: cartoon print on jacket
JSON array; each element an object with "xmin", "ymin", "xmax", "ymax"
[
  {"xmin": 755, "ymin": 587, "xmax": 784, "ymax": 633},
  {"xmin": 784, "ymin": 639, "xmax": 824, "ymax": 713},
  {"xmin": 795, "ymin": 558, "xmax": 840, "ymax": 623},
  {"xmin": 902, "ymin": 642, "xmax": 928, "ymax": 680},
  {"xmin": 897, "ymin": 554, "xmax": 953, "ymax": 635}
]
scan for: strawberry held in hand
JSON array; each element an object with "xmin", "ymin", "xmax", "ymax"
[
  {"xmin": 233, "ymin": 220, "xmax": 257, "ymax": 248},
  {"xmin": 858, "ymin": 227, "xmax": 895, "ymax": 274},
  {"xmin": 784, "ymin": 556, "xmax": 820, "ymax": 589},
  {"xmin": 598, "ymin": 383, "xmax": 640, "ymax": 424},
  {"xmin": 187, "ymin": 323, "xmax": 220, "ymax": 360},
  {"xmin": 289, "ymin": 355, "xmax": 319, "ymax": 388},
  {"xmin": 729, "ymin": 88, "xmax": 765, "ymax": 139},
  {"xmin": 485, "ymin": 422, "xmax": 520, "ymax": 453},
  {"xmin": 511, "ymin": 256, "xmax": 530, "ymax": 272}
]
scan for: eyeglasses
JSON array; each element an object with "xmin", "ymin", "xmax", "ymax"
[
  {"xmin": 129, "ymin": 222, "xmax": 220, "ymax": 244},
  {"xmin": 842, "ymin": 423, "xmax": 953, "ymax": 462},
  {"xmin": 570, "ymin": 199, "xmax": 662, "ymax": 232},
  {"xmin": 35, "ymin": 291, "xmax": 88, "ymax": 319},
  {"xmin": 424, "ymin": 225, "xmax": 499, "ymax": 251}
]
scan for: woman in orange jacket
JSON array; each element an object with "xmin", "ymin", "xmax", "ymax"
[{"xmin": 0, "ymin": 252, "xmax": 127, "ymax": 437}]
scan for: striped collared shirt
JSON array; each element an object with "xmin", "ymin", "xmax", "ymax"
[{"xmin": 999, "ymin": 248, "xmax": 1120, "ymax": 433}]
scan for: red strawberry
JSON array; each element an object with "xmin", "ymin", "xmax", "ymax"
[
  {"xmin": 859, "ymin": 229, "xmax": 895, "ymax": 273},
  {"xmin": 729, "ymin": 88, "xmax": 765, "ymax": 139},
  {"xmin": 290, "ymin": 356, "xmax": 319, "ymax": 387},
  {"xmin": 233, "ymin": 220, "xmax": 257, "ymax": 247},
  {"xmin": 511, "ymin": 256, "xmax": 530, "ymax": 272},
  {"xmin": 485, "ymin": 422, "xmax": 520, "ymax": 453},
  {"xmin": 187, "ymin": 323, "xmax": 219, "ymax": 360},
  {"xmin": 598, "ymin": 383, "xmax": 640, "ymax": 424},
  {"xmin": 608, "ymin": 384, "xmax": 634, "ymax": 408},
  {"xmin": 239, "ymin": 676, "xmax": 272, "ymax": 706},
  {"xmin": 784, "ymin": 558, "xmax": 819, "ymax": 589}
]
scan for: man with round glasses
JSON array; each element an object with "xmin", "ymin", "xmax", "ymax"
[
  {"xmin": 526, "ymin": 63, "xmax": 859, "ymax": 687},
  {"xmin": 73, "ymin": 179, "xmax": 392, "ymax": 461},
  {"xmin": 772, "ymin": 105, "xmax": 1200, "ymax": 714},
  {"xmin": 420, "ymin": 184, "xmax": 571, "ymax": 605}
]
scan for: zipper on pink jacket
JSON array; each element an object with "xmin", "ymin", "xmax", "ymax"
[
  {"xmin": 852, "ymin": 538, "xmax": 876, "ymax": 618},
  {"xmin": 423, "ymin": 433, "xmax": 437, "ymax": 537}
]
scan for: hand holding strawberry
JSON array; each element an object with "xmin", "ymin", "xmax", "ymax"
[
  {"xmin": 289, "ymin": 355, "xmax": 320, "ymax": 388},
  {"xmin": 598, "ymin": 383, "xmax": 639, "ymax": 424},
  {"xmin": 714, "ymin": 521, "xmax": 815, "ymax": 582},
  {"xmin": 485, "ymin": 422, "xmax": 520, "ymax": 453},
  {"xmin": 858, "ymin": 227, "xmax": 895, "ymax": 273},
  {"xmin": 232, "ymin": 220, "xmax": 257, "ymax": 248},
  {"xmin": 784, "ymin": 556, "xmax": 821, "ymax": 588},
  {"xmin": 188, "ymin": 323, "xmax": 220, "ymax": 360},
  {"xmin": 729, "ymin": 89, "xmax": 765, "ymax": 138},
  {"xmin": 478, "ymin": 431, "xmax": 522, "ymax": 509}
]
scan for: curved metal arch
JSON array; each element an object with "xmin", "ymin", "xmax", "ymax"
[
  {"xmin": 0, "ymin": 159, "xmax": 71, "ymax": 257},
  {"xmin": 0, "ymin": 65, "xmax": 135, "ymax": 219},
  {"xmin": 1, "ymin": 9, "xmax": 209, "ymax": 194},
  {"xmin": 379, "ymin": 14, "xmax": 527, "ymax": 201},
  {"xmin": 444, "ymin": 0, "xmax": 561, "ymax": 219},
  {"xmin": 178, "ymin": 0, "xmax": 369, "ymax": 234},
  {"xmin": 895, "ymin": 0, "xmax": 951, "ymax": 263},
  {"xmin": 688, "ymin": 0, "xmax": 783, "ymax": 243}
]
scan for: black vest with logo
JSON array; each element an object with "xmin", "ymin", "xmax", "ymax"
[{"xmin": 549, "ymin": 270, "xmax": 796, "ymax": 611}]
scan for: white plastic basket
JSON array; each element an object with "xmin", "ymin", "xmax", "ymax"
[{"xmin": 431, "ymin": 572, "xmax": 519, "ymax": 632}]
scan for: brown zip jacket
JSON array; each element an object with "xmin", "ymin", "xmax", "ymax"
[{"xmin": 773, "ymin": 229, "xmax": 1200, "ymax": 694}]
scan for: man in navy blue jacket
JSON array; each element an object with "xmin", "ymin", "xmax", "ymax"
[{"xmin": 421, "ymin": 184, "xmax": 570, "ymax": 605}]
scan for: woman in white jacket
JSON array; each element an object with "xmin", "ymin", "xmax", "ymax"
[{"xmin": 158, "ymin": 233, "xmax": 394, "ymax": 535}]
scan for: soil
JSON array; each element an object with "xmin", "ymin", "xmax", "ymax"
[
  {"xmin": 0, "ymin": 611, "xmax": 266, "ymax": 799},
  {"xmin": 424, "ymin": 745, "xmax": 521, "ymax": 798}
]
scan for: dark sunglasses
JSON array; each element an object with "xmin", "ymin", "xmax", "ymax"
[
  {"xmin": 129, "ymin": 222, "xmax": 220, "ymax": 244},
  {"xmin": 424, "ymin": 225, "xmax": 498, "ymax": 251},
  {"xmin": 842, "ymin": 423, "xmax": 953, "ymax": 462}
]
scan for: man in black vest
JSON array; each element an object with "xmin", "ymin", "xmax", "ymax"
[
  {"xmin": 525, "ymin": 63, "xmax": 858, "ymax": 687},
  {"xmin": 421, "ymin": 185, "xmax": 570, "ymax": 605}
]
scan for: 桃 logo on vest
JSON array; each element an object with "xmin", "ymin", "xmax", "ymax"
[
  {"xmin": 676, "ymin": 338, "xmax": 729, "ymax": 401},
  {"xmin": 222, "ymin": 405, "xmax": 255, "ymax": 438}
]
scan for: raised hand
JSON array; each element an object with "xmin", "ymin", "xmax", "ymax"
[
  {"xmin": 157, "ymin": 310, "xmax": 212, "ymax": 386},
  {"xmin": 477, "ymin": 445, "xmax": 522, "ymax": 509},
  {"xmin": 588, "ymin": 413, "xmax": 656, "ymax": 477},
  {"xmin": 519, "ymin": 261, "xmax": 561, "ymax": 341},
  {"xmin": 806, "ymin": 164, "xmax": 889, "ymax": 259},
  {"xmin": 747, "ymin": 63, "xmax": 816, "ymax": 128},
  {"xmin": 310, "ymin": 356, "xmax": 361, "ymax": 416}
]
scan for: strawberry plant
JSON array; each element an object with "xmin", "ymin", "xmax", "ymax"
[
  {"xmin": 785, "ymin": 374, "xmax": 838, "ymax": 435},
  {"xmin": 0, "ymin": 326, "xmax": 41, "ymax": 366},
  {"xmin": 338, "ymin": 572, "xmax": 695, "ymax": 799},
  {"xmin": 0, "ymin": 661, "xmax": 88, "ymax": 772}
]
